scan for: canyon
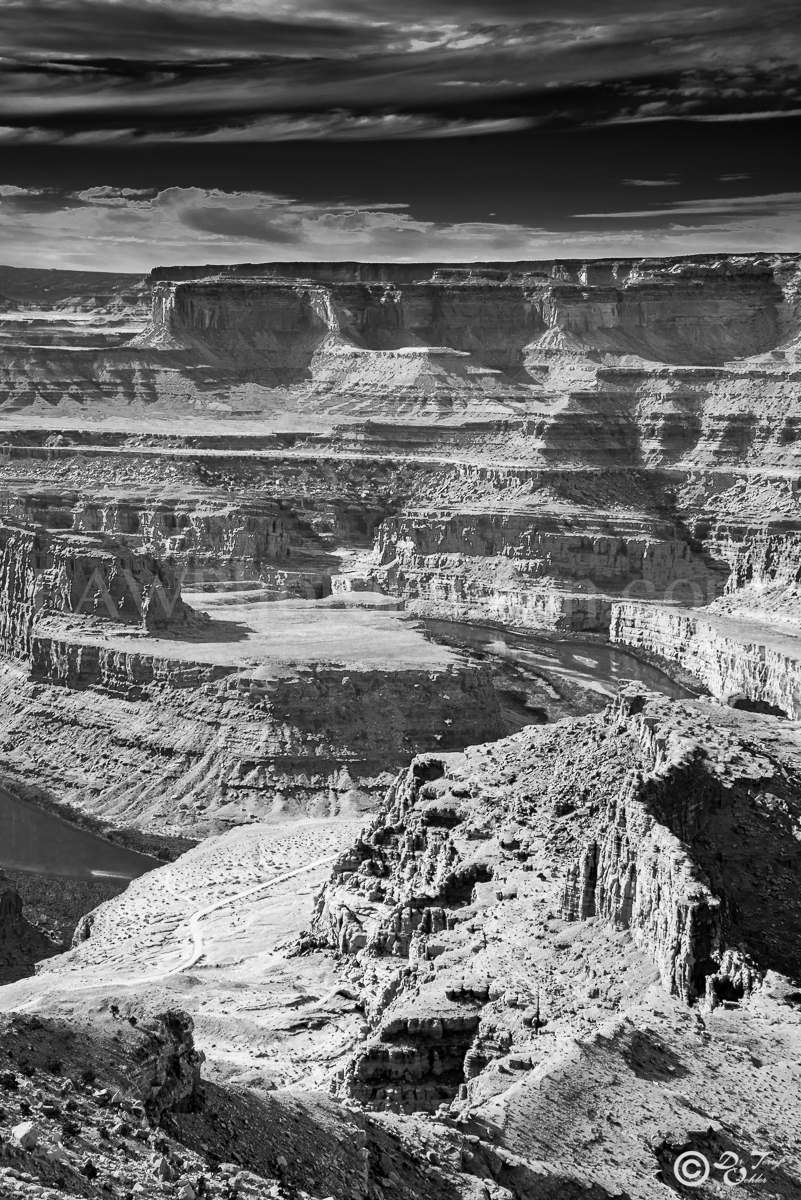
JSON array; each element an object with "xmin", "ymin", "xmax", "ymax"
[{"xmin": 0, "ymin": 255, "xmax": 798, "ymax": 1199}]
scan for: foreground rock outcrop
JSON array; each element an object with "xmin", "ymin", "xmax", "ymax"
[
  {"xmin": 318, "ymin": 689, "xmax": 801, "ymax": 1009},
  {"xmin": 3, "ymin": 689, "xmax": 798, "ymax": 1199},
  {"xmin": 0, "ymin": 983, "xmax": 512, "ymax": 1199},
  {"xmin": 0, "ymin": 1006, "xmax": 354, "ymax": 1200},
  {"xmin": 305, "ymin": 689, "xmax": 801, "ymax": 1196}
]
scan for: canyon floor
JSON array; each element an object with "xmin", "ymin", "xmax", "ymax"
[{"xmin": 0, "ymin": 256, "xmax": 799, "ymax": 1199}]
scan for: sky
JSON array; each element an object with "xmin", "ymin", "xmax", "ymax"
[{"xmin": 0, "ymin": 0, "xmax": 800, "ymax": 271}]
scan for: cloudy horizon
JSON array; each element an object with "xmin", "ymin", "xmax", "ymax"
[{"xmin": 1, "ymin": 0, "xmax": 799, "ymax": 270}]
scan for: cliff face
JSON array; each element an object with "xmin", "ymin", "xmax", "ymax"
[
  {"xmin": 0, "ymin": 631, "xmax": 503, "ymax": 836},
  {"xmin": 312, "ymin": 690, "xmax": 801, "ymax": 1120},
  {"xmin": 610, "ymin": 602, "xmax": 801, "ymax": 718},
  {"xmin": 5, "ymin": 255, "xmax": 801, "ymax": 456},
  {"xmin": 0, "ymin": 521, "xmax": 194, "ymax": 655},
  {"xmin": 118, "ymin": 255, "xmax": 801, "ymax": 659},
  {"xmin": 0, "ymin": 525, "xmax": 39, "ymax": 659},
  {"xmin": 75, "ymin": 498, "xmax": 292, "ymax": 566},
  {"xmin": 144, "ymin": 256, "xmax": 795, "ymax": 378},
  {"xmin": 0, "ymin": 504, "xmax": 508, "ymax": 834},
  {"xmin": 707, "ymin": 528, "xmax": 801, "ymax": 629},
  {"xmin": 2, "ymin": 255, "xmax": 800, "ymax": 841},
  {"xmin": 3, "ymin": 258, "xmax": 800, "ymax": 642},
  {"xmin": 540, "ymin": 262, "xmax": 784, "ymax": 364},
  {"xmin": 4, "ymin": 488, "xmax": 342, "ymax": 601},
  {"xmin": 725, "ymin": 529, "xmax": 801, "ymax": 592},
  {"xmin": 376, "ymin": 514, "xmax": 717, "ymax": 587},
  {"xmin": 0, "ymin": 881, "xmax": 61, "ymax": 983},
  {"xmin": 2, "ymin": 256, "xmax": 800, "ymax": 1200},
  {"xmin": 373, "ymin": 513, "xmax": 725, "ymax": 631},
  {"xmin": 147, "ymin": 279, "xmax": 334, "ymax": 372}
]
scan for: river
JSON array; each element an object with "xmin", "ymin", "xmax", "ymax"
[
  {"xmin": 0, "ymin": 625, "xmax": 690, "ymax": 879},
  {"xmin": 420, "ymin": 619, "xmax": 695, "ymax": 727},
  {"xmin": 0, "ymin": 787, "xmax": 157, "ymax": 880}
]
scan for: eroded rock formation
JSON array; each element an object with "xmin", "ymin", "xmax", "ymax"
[
  {"xmin": 0, "ymin": 255, "xmax": 796, "ymax": 1200},
  {"xmin": 144, "ymin": 256, "xmax": 796, "ymax": 370},
  {"xmin": 0, "ymin": 253, "xmax": 799, "ymax": 834},
  {"xmin": 0, "ymin": 521, "xmax": 194, "ymax": 654},
  {"xmin": 0, "ymin": 518, "xmax": 503, "ymax": 837},
  {"xmin": 0, "ymin": 879, "xmax": 61, "ymax": 983},
  {"xmin": 313, "ymin": 689, "xmax": 801, "ymax": 1112},
  {"xmin": 1, "ymin": 257, "xmax": 800, "ymax": 1200}
]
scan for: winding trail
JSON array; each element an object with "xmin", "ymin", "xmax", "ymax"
[
  {"xmin": 14, "ymin": 853, "xmax": 337, "ymax": 1010},
  {"xmin": 171, "ymin": 853, "xmax": 336, "ymax": 977}
]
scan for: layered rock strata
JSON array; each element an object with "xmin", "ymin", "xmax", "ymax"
[
  {"xmin": 7, "ymin": 691, "xmax": 800, "ymax": 1200},
  {"xmin": 147, "ymin": 255, "xmax": 797, "ymax": 370},
  {"xmin": 0, "ymin": 521, "xmax": 194, "ymax": 656},
  {"xmin": 2, "ymin": 255, "xmax": 801, "ymax": 829},
  {"xmin": 0, "ymin": 257, "xmax": 800, "ymax": 1200},
  {"xmin": 0, "ymin": 509, "xmax": 504, "ymax": 835},
  {"xmin": 610, "ymin": 602, "xmax": 801, "ymax": 718},
  {"xmin": 0, "ymin": 653, "xmax": 501, "ymax": 836},
  {"xmin": 313, "ymin": 689, "xmax": 801, "ymax": 1117},
  {"xmin": 373, "ymin": 511, "xmax": 725, "ymax": 632}
]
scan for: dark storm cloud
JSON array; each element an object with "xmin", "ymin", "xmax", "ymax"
[
  {"xmin": 1, "ymin": 0, "xmax": 800, "ymax": 141},
  {"xmin": 182, "ymin": 205, "xmax": 302, "ymax": 243}
]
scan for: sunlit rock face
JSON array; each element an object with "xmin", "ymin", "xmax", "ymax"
[
  {"xmin": 0, "ymin": 258, "xmax": 800, "ymax": 1200},
  {"xmin": 610, "ymin": 602, "xmax": 801, "ymax": 719},
  {"xmin": 0, "ymin": 522, "xmax": 194, "ymax": 660},
  {"xmin": 312, "ymin": 689, "xmax": 801, "ymax": 1116},
  {"xmin": 0, "ymin": 253, "xmax": 799, "ymax": 835},
  {"xmin": 144, "ymin": 255, "xmax": 795, "ymax": 377}
]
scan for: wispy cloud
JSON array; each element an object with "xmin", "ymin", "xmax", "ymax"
[
  {"xmin": 575, "ymin": 191, "xmax": 801, "ymax": 218},
  {"xmin": 623, "ymin": 178, "xmax": 680, "ymax": 188},
  {"xmin": 0, "ymin": 2, "xmax": 798, "ymax": 267},
  {"xmin": 0, "ymin": 113, "xmax": 535, "ymax": 145},
  {"xmin": 1, "ymin": 1, "xmax": 800, "ymax": 141},
  {"xmin": 0, "ymin": 184, "xmax": 550, "ymax": 269}
]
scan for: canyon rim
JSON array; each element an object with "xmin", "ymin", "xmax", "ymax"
[{"xmin": 0, "ymin": 2, "xmax": 801, "ymax": 1199}]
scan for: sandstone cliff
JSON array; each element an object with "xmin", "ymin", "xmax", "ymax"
[
  {"xmin": 314, "ymin": 688, "xmax": 801, "ymax": 1090},
  {"xmin": 301, "ymin": 689, "xmax": 801, "ymax": 1195},
  {"xmin": 0, "ymin": 589, "xmax": 504, "ymax": 836},
  {"xmin": 610, "ymin": 602, "xmax": 801, "ymax": 718},
  {"xmin": 2, "ymin": 255, "xmax": 801, "ymax": 835},
  {"xmin": 0, "ymin": 521, "xmax": 194, "ymax": 657},
  {"xmin": 146, "ymin": 254, "xmax": 798, "ymax": 368},
  {"xmin": 0, "ymin": 256, "xmax": 799, "ymax": 1200},
  {"xmin": 2, "ymin": 255, "xmax": 800, "ymax": 678}
]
